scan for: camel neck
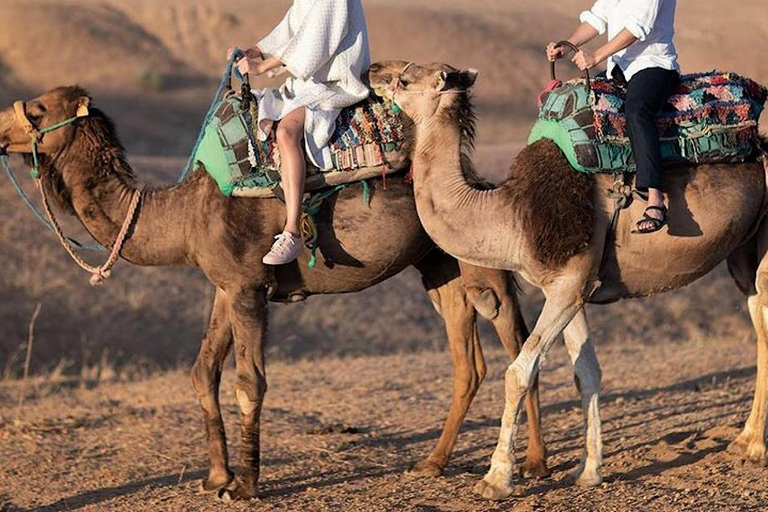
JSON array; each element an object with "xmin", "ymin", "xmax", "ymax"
[
  {"xmin": 410, "ymin": 116, "xmax": 524, "ymax": 270},
  {"xmin": 59, "ymin": 151, "xmax": 194, "ymax": 268}
]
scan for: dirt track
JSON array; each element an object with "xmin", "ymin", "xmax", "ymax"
[{"xmin": 1, "ymin": 334, "xmax": 767, "ymax": 512}]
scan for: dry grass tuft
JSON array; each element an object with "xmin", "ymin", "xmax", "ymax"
[{"xmin": 14, "ymin": 302, "xmax": 41, "ymax": 417}]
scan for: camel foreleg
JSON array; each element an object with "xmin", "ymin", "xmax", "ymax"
[
  {"xmin": 190, "ymin": 288, "xmax": 234, "ymax": 493},
  {"xmin": 218, "ymin": 287, "xmax": 269, "ymax": 501},
  {"xmin": 474, "ymin": 288, "xmax": 583, "ymax": 500},
  {"xmin": 474, "ymin": 280, "xmax": 550, "ymax": 479},
  {"xmin": 562, "ymin": 310, "xmax": 603, "ymax": 486}
]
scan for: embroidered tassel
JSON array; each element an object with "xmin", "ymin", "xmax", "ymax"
[{"xmin": 362, "ymin": 180, "xmax": 371, "ymax": 208}]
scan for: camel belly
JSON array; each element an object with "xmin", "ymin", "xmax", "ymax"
[
  {"xmin": 592, "ymin": 161, "xmax": 765, "ymax": 302},
  {"xmin": 272, "ymin": 179, "xmax": 434, "ymax": 300}
]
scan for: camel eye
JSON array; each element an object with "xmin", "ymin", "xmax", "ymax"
[
  {"xmin": 398, "ymin": 77, "xmax": 410, "ymax": 87},
  {"xmin": 27, "ymin": 104, "xmax": 46, "ymax": 123}
]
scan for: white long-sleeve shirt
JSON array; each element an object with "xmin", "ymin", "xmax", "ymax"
[
  {"xmin": 255, "ymin": 0, "xmax": 371, "ymax": 170},
  {"xmin": 580, "ymin": 0, "xmax": 679, "ymax": 81}
]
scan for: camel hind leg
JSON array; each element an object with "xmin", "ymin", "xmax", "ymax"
[
  {"xmin": 409, "ymin": 254, "xmax": 485, "ymax": 477},
  {"xmin": 190, "ymin": 288, "xmax": 235, "ymax": 493},
  {"xmin": 411, "ymin": 255, "xmax": 548, "ymax": 479},
  {"xmin": 727, "ymin": 242, "xmax": 768, "ymax": 465}
]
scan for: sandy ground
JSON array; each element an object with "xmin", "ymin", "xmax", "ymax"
[
  {"xmin": 1, "ymin": 336, "xmax": 767, "ymax": 512},
  {"xmin": 1, "ymin": 0, "xmax": 767, "ymax": 372}
]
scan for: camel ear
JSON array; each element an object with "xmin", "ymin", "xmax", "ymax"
[
  {"xmin": 438, "ymin": 69, "xmax": 479, "ymax": 92},
  {"xmin": 462, "ymin": 69, "xmax": 479, "ymax": 88},
  {"xmin": 436, "ymin": 71, "xmax": 449, "ymax": 92},
  {"xmin": 76, "ymin": 96, "xmax": 90, "ymax": 118}
]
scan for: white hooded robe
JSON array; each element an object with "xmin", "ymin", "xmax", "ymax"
[{"xmin": 255, "ymin": 0, "xmax": 371, "ymax": 170}]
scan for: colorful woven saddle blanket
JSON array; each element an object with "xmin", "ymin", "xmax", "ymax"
[
  {"xmin": 194, "ymin": 93, "xmax": 408, "ymax": 198},
  {"xmin": 528, "ymin": 72, "xmax": 768, "ymax": 173}
]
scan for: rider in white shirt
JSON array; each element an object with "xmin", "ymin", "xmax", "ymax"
[{"xmin": 548, "ymin": 0, "xmax": 680, "ymax": 234}]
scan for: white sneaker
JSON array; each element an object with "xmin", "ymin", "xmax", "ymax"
[{"xmin": 262, "ymin": 231, "xmax": 304, "ymax": 265}]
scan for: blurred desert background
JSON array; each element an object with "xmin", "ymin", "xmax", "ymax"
[
  {"xmin": 1, "ymin": 1, "xmax": 768, "ymax": 511},
  {"xmin": 1, "ymin": 0, "xmax": 766, "ymax": 374}
]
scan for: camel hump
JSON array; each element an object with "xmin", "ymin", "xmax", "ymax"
[
  {"xmin": 194, "ymin": 94, "xmax": 410, "ymax": 199},
  {"xmin": 529, "ymin": 71, "xmax": 768, "ymax": 174}
]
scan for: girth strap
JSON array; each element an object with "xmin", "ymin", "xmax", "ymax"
[{"xmin": 595, "ymin": 172, "xmax": 633, "ymax": 288}]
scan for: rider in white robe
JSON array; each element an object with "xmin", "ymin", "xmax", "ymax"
[{"xmin": 255, "ymin": 0, "xmax": 371, "ymax": 170}]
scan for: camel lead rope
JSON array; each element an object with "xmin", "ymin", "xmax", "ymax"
[
  {"xmin": 36, "ymin": 178, "xmax": 142, "ymax": 286},
  {"xmin": 762, "ymin": 150, "xmax": 768, "ymax": 219}
]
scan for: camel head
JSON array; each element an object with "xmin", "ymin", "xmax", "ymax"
[
  {"xmin": 367, "ymin": 61, "xmax": 478, "ymax": 123},
  {"xmin": 0, "ymin": 86, "xmax": 131, "ymax": 215},
  {"xmin": 0, "ymin": 86, "xmax": 92, "ymax": 159}
]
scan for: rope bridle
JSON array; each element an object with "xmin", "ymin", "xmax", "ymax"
[
  {"xmin": 8, "ymin": 100, "xmax": 142, "ymax": 285},
  {"xmin": 390, "ymin": 62, "xmax": 466, "ymax": 97}
]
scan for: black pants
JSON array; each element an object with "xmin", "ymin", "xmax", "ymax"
[{"xmin": 615, "ymin": 67, "xmax": 680, "ymax": 191}]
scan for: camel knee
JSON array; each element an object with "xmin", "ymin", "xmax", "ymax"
[
  {"xmin": 191, "ymin": 356, "xmax": 215, "ymax": 397},
  {"xmin": 506, "ymin": 360, "xmax": 534, "ymax": 396},
  {"xmin": 573, "ymin": 360, "xmax": 602, "ymax": 395},
  {"xmin": 235, "ymin": 374, "xmax": 267, "ymax": 417},
  {"xmin": 465, "ymin": 286, "xmax": 501, "ymax": 320},
  {"xmin": 426, "ymin": 287, "xmax": 442, "ymax": 315},
  {"xmin": 477, "ymin": 357, "xmax": 488, "ymax": 383},
  {"xmin": 507, "ymin": 337, "xmax": 541, "ymax": 390}
]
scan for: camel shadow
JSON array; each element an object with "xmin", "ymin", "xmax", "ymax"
[
  {"xmin": 378, "ymin": 364, "xmax": 754, "ymax": 476},
  {"xmin": 15, "ymin": 471, "xmax": 207, "ymax": 512},
  {"xmin": 519, "ymin": 440, "xmax": 727, "ymax": 498},
  {"xmin": 666, "ymin": 179, "xmax": 703, "ymax": 237},
  {"xmin": 22, "ymin": 462, "xmax": 398, "ymax": 512}
]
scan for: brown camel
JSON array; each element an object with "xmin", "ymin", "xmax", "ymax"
[
  {"xmin": 0, "ymin": 86, "xmax": 551, "ymax": 500},
  {"xmin": 368, "ymin": 60, "xmax": 768, "ymax": 500}
]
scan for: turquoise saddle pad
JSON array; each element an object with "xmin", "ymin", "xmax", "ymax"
[{"xmin": 193, "ymin": 93, "xmax": 407, "ymax": 197}]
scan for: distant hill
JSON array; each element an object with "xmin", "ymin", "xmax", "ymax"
[{"xmin": 0, "ymin": 0, "xmax": 763, "ymax": 374}]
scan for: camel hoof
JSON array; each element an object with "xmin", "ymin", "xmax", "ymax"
[
  {"xmin": 473, "ymin": 478, "xmax": 515, "ymax": 501},
  {"xmin": 567, "ymin": 469, "xmax": 603, "ymax": 487},
  {"xmin": 727, "ymin": 436, "xmax": 767, "ymax": 466},
  {"xmin": 726, "ymin": 436, "xmax": 749, "ymax": 456},
  {"xmin": 744, "ymin": 444, "xmax": 767, "ymax": 467},
  {"xmin": 519, "ymin": 458, "xmax": 551, "ymax": 479},
  {"xmin": 198, "ymin": 472, "xmax": 234, "ymax": 494},
  {"xmin": 216, "ymin": 479, "xmax": 258, "ymax": 502},
  {"xmin": 406, "ymin": 459, "xmax": 445, "ymax": 478}
]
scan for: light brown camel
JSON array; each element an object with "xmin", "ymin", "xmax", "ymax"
[
  {"xmin": 0, "ymin": 86, "xmax": 551, "ymax": 500},
  {"xmin": 369, "ymin": 60, "xmax": 768, "ymax": 500}
]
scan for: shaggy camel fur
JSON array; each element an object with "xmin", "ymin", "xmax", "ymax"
[
  {"xmin": 0, "ymin": 87, "xmax": 550, "ymax": 500},
  {"xmin": 369, "ymin": 60, "xmax": 768, "ymax": 500}
]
